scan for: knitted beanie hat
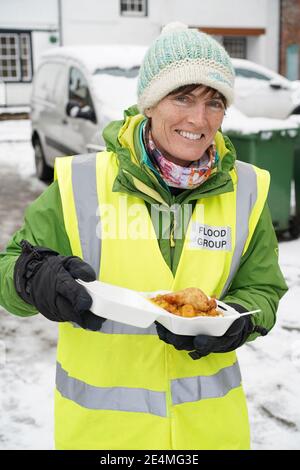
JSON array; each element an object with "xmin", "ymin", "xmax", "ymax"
[{"xmin": 137, "ymin": 22, "xmax": 235, "ymax": 114}]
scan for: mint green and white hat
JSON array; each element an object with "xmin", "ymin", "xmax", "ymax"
[{"xmin": 137, "ymin": 22, "xmax": 235, "ymax": 114}]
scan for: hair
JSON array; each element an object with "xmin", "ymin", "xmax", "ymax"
[{"xmin": 167, "ymin": 84, "xmax": 227, "ymax": 109}]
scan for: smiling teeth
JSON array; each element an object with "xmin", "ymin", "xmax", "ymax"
[{"xmin": 178, "ymin": 130, "xmax": 202, "ymax": 140}]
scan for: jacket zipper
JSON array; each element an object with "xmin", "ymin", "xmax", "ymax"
[{"xmin": 170, "ymin": 198, "xmax": 176, "ymax": 270}]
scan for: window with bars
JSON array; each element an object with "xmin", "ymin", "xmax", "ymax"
[
  {"xmin": 0, "ymin": 31, "xmax": 32, "ymax": 82},
  {"xmin": 223, "ymin": 36, "xmax": 247, "ymax": 59},
  {"xmin": 120, "ymin": 0, "xmax": 147, "ymax": 17}
]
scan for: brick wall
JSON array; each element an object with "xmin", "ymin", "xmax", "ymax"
[{"xmin": 280, "ymin": 0, "xmax": 300, "ymax": 78}]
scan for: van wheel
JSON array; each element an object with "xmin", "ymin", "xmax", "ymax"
[
  {"xmin": 34, "ymin": 138, "xmax": 53, "ymax": 181},
  {"xmin": 289, "ymin": 215, "xmax": 300, "ymax": 239}
]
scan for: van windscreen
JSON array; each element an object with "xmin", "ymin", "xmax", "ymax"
[{"xmin": 93, "ymin": 66, "xmax": 139, "ymax": 78}]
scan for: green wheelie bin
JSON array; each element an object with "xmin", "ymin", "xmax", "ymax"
[
  {"xmin": 293, "ymin": 139, "xmax": 300, "ymax": 238},
  {"xmin": 226, "ymin": 128, "xmax": 300, "ymax": 237}
]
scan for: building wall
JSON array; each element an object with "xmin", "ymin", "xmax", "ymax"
[
  {"xmin": 280, "ymin": 0, "xmax": 300, "ymax": 79},
  {"xmin": 263, "ymin": 0, "xmax": 281, "ymax": 72},
  {"xmin": 164, "ymin": 0, "xmax": 280, "ymax": 71},
  {"xmin": 0, "ymin": 0, "xmax": 59, "ymax": 105},
  {"xmin": 241, "ymin": 0, "xmax": 280, "ymax": 72},
  {"xmin": 0, "ymin": 0, "xmax": 281, "ymax": 69},
  {"xmin": 0, "ymin": 0, "xmax": 59, "ymax": 57},
  {"xmin": 0, "ymin": 0, "xmax": 58, "ymax": 30},
  {"xmin": 162, "ymin": 0, "xmax": 267, "ymax": 27},
  {"xmin": 60, "ymin": 0, "xmax": 280, "ymax": 71},
  {"xmin": 60, "ymin": 0, "xmax": 160, "ymax": 46},
  {"xmin": 0, "ymin": 0, "xmax": 282, "ymax": 105}
]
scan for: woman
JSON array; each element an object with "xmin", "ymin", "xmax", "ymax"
[{"xmin": 0, "ymin": 22, "xmax": 287, "ymax": 450}]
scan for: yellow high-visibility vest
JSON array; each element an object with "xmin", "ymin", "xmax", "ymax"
[{"xmin": 54, "ymin": 123, "xmax": 269, "ymax": 450}]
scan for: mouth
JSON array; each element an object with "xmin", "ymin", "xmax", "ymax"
[{"xmin": 175, "ymin": 130, "xmax": 205, "ymax": 141}]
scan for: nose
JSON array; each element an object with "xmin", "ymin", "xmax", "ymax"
[{"xmin": 186, "ymin": 103, "xmax": 208, "ymax": 128}]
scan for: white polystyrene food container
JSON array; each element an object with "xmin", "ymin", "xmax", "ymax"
[{"xmin": 77, "ymin": 280, "xmax": 251, "ymax": 336}]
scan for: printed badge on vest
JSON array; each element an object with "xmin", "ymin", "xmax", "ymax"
[{"xmin": 190, "ymin": 222, "xmax": 232, "ymax": 251}]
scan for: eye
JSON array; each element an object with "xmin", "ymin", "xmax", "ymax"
[
  {"xmin": 174, "ymin": 95, "xmax": 190, "ymax": 104},
  {"xmin": 208, "ymin": 99, "xmax": 224, "ymax": 110}
]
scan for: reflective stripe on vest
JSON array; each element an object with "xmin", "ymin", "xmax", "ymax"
[
  {"xmin": 56, "ymin": 361, "xmax": 167, "ymax": 417},
  {"xmin": 72, "ymin": 154, "xmax": 101, "ymax": 276},
  {"xmin": 56, "ymin": 360, "xmax": 241, "ymax": 415},
  {"xmin": 220, "ymin": 160, "xmax": 257, "ymax": 296},
  {"xmin": 171, "ymin": 361, "xmax": 242, "ymax": 405},
  {"xmin": 70, "ymin": 320, "xmax": 157, "ymax": 335}
]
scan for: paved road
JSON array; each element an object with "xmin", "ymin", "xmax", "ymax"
[
  {"xmin": 0, "ymin": 126, "xmax": 300, "ymax": 449},
  {"xmin": 0, "ymin": 152, "xmax": 56, "ymax": 450}
]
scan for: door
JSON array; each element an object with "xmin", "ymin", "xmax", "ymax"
[
  {"xmin": 31, "ymin": 62, "xmax": 69, "ymax": 164},
  {"xmin": 62, "ymin": 66, "xmax": 98, "ymax": 155}
]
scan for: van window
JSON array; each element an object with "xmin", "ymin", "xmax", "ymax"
[
  {"xmin": 234, "ymin": 68, "xmax": 269, "ymax": 81},
  {"xmin": 34, "ymin": 63, "xmax": 65, "ymax": 101},
  {"xmin": 94, "ymin": 66, "xmax": 139, "ymax": 78},
  {"xmin": 69, "ymin": 67, "xmax": 95, "ymax": 110}
]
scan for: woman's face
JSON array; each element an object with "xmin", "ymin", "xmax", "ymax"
[{"xmin": 145, "ymin": 86, "xmax": 225, "ymax": 166}]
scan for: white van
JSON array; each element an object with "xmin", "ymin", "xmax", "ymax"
[{"xmin": 30, "ymin": 45, "xmax": 147, "ymax": 180}]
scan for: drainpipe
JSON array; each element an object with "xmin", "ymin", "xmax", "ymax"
[
  {"xmin": 58, "ymin": 0, "xmax": 63, "ymax": 46},
  {"xmin": 278, "ymin": 0, "xmax": 283, "ymax": 74}
]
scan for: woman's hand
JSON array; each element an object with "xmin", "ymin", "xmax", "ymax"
[
  {"xmin": 155, "ymin": 313, "xmax": 256, "ymax": 360},
  {"xmin": 189, "ymin": 315, "xmax": 254, "ymax": 359},
  {"xmin": 14, "ymin": 240, "xmax": 105, "ymax": 331}
]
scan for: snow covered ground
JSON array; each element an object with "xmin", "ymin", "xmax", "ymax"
[
  {"xmin": 0, "ymin": 119, "xmax": 299, "ymax": 450},
  {"xmin": 0, "ymin": 106, "xmax": 30, "ymax": 115}
]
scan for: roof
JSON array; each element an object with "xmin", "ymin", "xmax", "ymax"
[{"xmin": 40, "ymin": 44, "xmax": 148, "ymax": 74}]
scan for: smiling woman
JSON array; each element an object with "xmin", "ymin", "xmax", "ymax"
[
  {"xmin": 0, "ymin": 20, "xmax": 288, "ymax": 451},
  {"xmin": 136, "ymin": 21, "xmax": 235, "ymax": 190},
  {"xmin": 140, "ymin": 83, "xmax": 226, "ymax": 188},
  {"xmin": 145, "ymin": 84, "xmax": 226, "ymax": 166}
]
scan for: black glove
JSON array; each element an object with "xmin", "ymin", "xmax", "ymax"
[
  {"xmin": 156, "ymin": 303, "xmax": 268, "ymax": 360},
  {"xmin": 155, "ymin": 322, "xmax": 195, "ymax": 351},
  {"xmin": 14, "ymin": 239, "xmax": 105, "ymax": 331},
  {"xmin": 189, "ymin": 314, "xmax": 254, "ymax": 360}
]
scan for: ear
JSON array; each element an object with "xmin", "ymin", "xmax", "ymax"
[{"xmin": 144, "ymin": 107, "xmax": 153, "ymax": 118}]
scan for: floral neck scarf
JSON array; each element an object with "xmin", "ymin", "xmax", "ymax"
[{"xmin": 143, "ymin": 122, "xmax": 218, "ymax": 190}]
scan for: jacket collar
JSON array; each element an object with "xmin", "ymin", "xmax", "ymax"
[{"xmin": 102, "ymin": 106, "xmax": 237, "ymax": 206}]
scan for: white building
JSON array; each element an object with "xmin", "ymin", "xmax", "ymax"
[
  {"xmin": 0, "ymin": 0, "xmax": 59, "ymax": 105},
  {"xmin": 0, "ymin": 0, "xmax": 280, "ymax": 106}
]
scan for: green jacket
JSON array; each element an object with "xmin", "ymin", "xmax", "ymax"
[{"xmin": 0, "ymin": 107, "xmax": 288, "ymax": 342}]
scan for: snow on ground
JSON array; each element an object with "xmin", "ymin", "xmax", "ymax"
[
  {"xmin": 0, "ymin": 119, "xmax": 300, "ymax": 450},
  {"xmin": 238, "ymin": 239, "xmax": 300, "ymax": 449},
  {"xmin": 0, "ymin": 119, "xmax": 55, "ymax": 449},
  {"xmin": 0, "ymin": 312, "xmax": 57, "ymax": 450},
  {"xmin": 0, "ymin": 120, "xmax": 45, "ymax": 191},
  {"xmin": 0, "ymin": 119, "xmax": 31, "ymax": 142},
  {"xmin": 0, "ymin": 106, "xmax": 30, "ymax": 115}
]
